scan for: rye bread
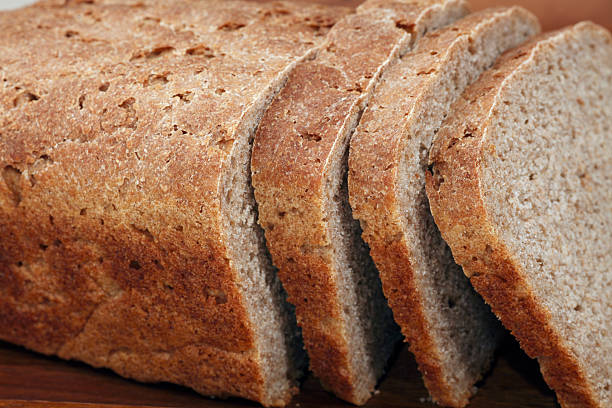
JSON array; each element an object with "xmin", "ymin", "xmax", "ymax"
[
  {"xmin": 348, "ymin": 8, "xmax": 540, "ymax": 406},
  {"xmin": 0, "ymin": 1, "xmax": 350, "ymax": 405},
  {"xmin": 426, "ymin": 22, "xmax": 612, "ymax": 408},
  {"xmin": 251, "ymin": 0, "xmax": 469, "ymax": 404}
]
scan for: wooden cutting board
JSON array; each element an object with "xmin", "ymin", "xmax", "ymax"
[
  {"xmin": 3, "ymin": 0, "xmax": 609, "ymax": 407},
  {"xmin": 0, "ymin": 335, "xmax": 558, "ymax": 408}
]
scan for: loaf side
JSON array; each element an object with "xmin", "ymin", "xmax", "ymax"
[{"xmin": 0, "ymin": 1, "xmax": 350, "ymax": 405}]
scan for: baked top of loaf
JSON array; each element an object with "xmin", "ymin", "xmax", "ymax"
[
  {"xmin": 426, "ymin": 22, "xmax": 612, "ymax": 408},
  {"xmin": 251, "ymin": 0, "xmax": 469, "ymax": 404},
  {"xmin": 0, "ymin": 1, "xmax": 349, "ymax": 406},
  {"xmin": 348, "ymin": 7, "xmax": 540, "ymax": 407}
]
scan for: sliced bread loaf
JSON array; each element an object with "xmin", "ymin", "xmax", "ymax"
[
  {"xmin": 426, "ymin": 22, "xmax": 612, "ymax": 408},
  {"xmin": 348, "ymin": 8, "xmax": 540, "ymax": 406},
  {"xmin": 251, "ymin": 0, "xmax": 469, "ymax": 404},
  {"xmin": 0, "ymin": 1, "xmax": 350, "ymax": 406}
]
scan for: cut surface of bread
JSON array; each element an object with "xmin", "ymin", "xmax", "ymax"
[
  {"xmin": 348, "ymin": 7, "xmax": 540, "ymax": 407},
  {"xmin": 0, "ymin": 1, "xmax": 350, "ymax": 406},
  {"xmin": 251, "ymin": 0, "xmax": 469, "ymax": 404},
  {"xmin": 426, "ymin": 22, "xmax": 612, "ymax": 408}
]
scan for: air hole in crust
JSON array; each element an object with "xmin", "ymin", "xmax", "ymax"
[
  {"xmin": 129, "ymin": 260, "xmax": 141, "ymax": 270},
  {"xmin": 173, "ymin": 92, "xmax": 193, "ymax": 103},
  {"xmin": 2, "ymin": 165, "xmax": 22, "ymax": 205},
  {"xmin": 217, "ymin": 21, "xmax": 246, "ymax": 31},
  {"xmin": 417, "ymin": 68, "xmax": 436, "ymax": 76},
  {"xmin": 119, "ymin": 97, "xmax": 135, "ymax": 109},
  {"xmin": 133, "ymin": 46, "xmax": 175, "ymax": 60},
  {"xmin": 13, "ymin": 92, "xmax": 39, "ymax": 107},
  {"xmin": 131, "ymin": 224, "xmax": 154, "ymax": 241},
  {"xmin": 447, "ymin": 137, "xmax": 460, "ymax": 149},
  {"xmin": 300, "ymin": 132, "xmax": 321, "ymax": 142},
  {"xmin": 145, "ymin": 74, "xmax": 169, "ymax": 87},
  {"xmin": 186, "ymin": 44, "xmax": 215, "ymax": 58},
  {"xmin": 207, "ymin": 288, "xmax": 228, "ymax": 304},
  {"xmin": 395, "ymin": 20, "xmax": 416, "ymax": 36},
  {"xmin": 431, "ymin": 168, "xmax": 445, "ymax": 190}
]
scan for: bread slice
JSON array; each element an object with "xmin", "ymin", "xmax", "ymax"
[
  {"xmin": 251, "ymin": 0, "xmax": 469, "ymax": 404},
  {"xmin": 426, "ymin": 22, "xmax": 612, "ymax": 408},
  {"xmin": 0, "ymin": 1, "xmax": 350, "ymax": 406},
  {"xmin": 347, "ymin": 8, "xmax": 540, "ymax": 406}
]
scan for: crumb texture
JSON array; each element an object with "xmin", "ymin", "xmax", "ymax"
[
  {"xmin": 426, "ymin": 22, "xmax": 612, "ymax": 408},
  {"xmin": 480, "ymin": 25, "xmax": 612, "ymax": 408},
  {"xmin": 251, "ymin": 0, "xmax": 469, "ymax": 403},
  {"xmin": 0, "ymin": 1, "xmax": 349, "ymax": 405},
  {"xmin": 348, "ymin": 8, "xmax": 539, "ymax": 407}
]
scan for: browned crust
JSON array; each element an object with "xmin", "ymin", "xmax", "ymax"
[
  {"xmin": 252, "ymin": 61, "xmax": 355, "ymax": 402},
  {"xmin": 252, "ymin": 23, "xmax": 397, "ymax": 406},
  {"xmin": 347, "ymin": 14, "xmax": 457, "ymax": 393},
  {"xmin": 0, "ymin": 1, "xmax": 350, "ymax": 406},
  {"xmin": 251, "ymin": 1, "xmax": 470, "ymax": 403},
  {"xmin": 369, "ymin": 238, "xmax": 459, "ymax": 403},
  {"xmin": 425, "ymin": 23, "xmax": 612, "ymax": 408},
  {"xmin": 348, "ymin": 9, "xmax": 540, "ymax": 407}
]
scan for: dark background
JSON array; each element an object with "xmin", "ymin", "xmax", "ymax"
[{"xmin": 309, "ymin": 0, "xmax": 612, "ymax": 31}]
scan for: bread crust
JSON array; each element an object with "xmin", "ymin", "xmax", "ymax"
[
  {"xmin": 252, "ymin": 0, "xmax": 469, "ymax": 404},
  {"xmin": 0, "ymin": 1, "xmax": 349, "ymax": 406},
  {"xmin": 425, "ymin": 23, "xmax": 612, "ymax": 408},
  {"xmin": 348, "ymin": 8, "xmax": 540, "ymax": 406}
]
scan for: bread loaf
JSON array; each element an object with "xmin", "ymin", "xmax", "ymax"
[
  {"xmin": 348, "ymin": 7, "xmax": 539, "ymax": 406},
  {"xmin": 0, "ymin": 1, "xmax": 350, "ymax": 405},
  {"xmin": 426, "ymin": 22, "xmax": 612, "ymax": 408},
  {"xmin": 251, "ymin": 0, "xmax": 469, "ymax": 404}
]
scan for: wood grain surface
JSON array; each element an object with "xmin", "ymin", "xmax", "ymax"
[
  {"xmin": 1, "ymin": 0, "xmax": 609, "ymax": 407},
  {"xmin": 0, "ymin": 335, "xmax": 558, "ymax": 408}
]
